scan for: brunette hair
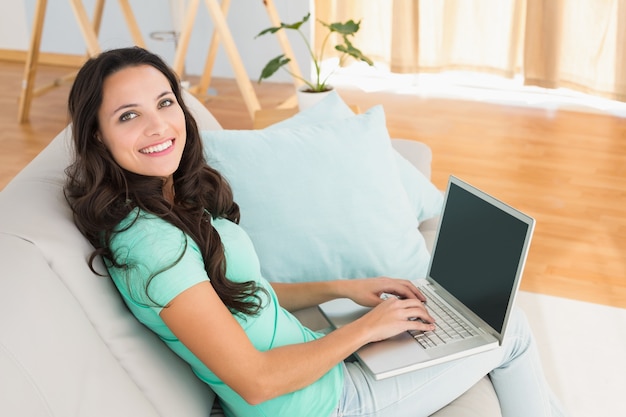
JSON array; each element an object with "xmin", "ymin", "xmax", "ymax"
[{"xmin": 64, "ymin": 46, "xmax": 265, "ymax": 315}]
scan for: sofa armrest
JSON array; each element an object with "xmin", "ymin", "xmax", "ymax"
[
  {"xmin": 391, "ymin": 138, "xmax": 433, "ymax": 179},
  {"xmin": 183, "ymin": 90, "xmax": 222, "ymax": 131}
]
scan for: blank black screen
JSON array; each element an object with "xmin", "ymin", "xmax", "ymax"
[{"xmin": 429, "ymin": 182, "xmax": 529, "ymax": 333}]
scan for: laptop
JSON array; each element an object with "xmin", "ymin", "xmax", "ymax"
[{"xmin": 318, "ymin": 175, "xmax": 535, "ymax": 380}]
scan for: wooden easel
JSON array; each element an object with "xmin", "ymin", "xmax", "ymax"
[
  {"xmin": 172, "ymin": 0, "xmax": 304, "ymax": 111},
  {"xmin": 170, "ymin": 0, "xmax": 263, "ymax": 119},
  {"xmin": 17, "ymin": 0, "xmax": 145, "ymax": 123},
  {"xmin": 18, "ymin": 0, "xmax": 304, "ymax": 123}
]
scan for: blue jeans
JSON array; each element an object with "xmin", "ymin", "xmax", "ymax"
[{"xmin": 332, "ymin": 308, "xmax": 568, "ymax": 417}]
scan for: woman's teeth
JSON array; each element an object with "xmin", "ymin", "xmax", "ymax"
[{"xmin": 139, "ymin": 139, "xmax": 173, "ymax": 154}]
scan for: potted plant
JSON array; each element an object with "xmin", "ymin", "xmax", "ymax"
[{"xmin": 255, "ymin": 13, "xmax": 373, "ymax": 107}]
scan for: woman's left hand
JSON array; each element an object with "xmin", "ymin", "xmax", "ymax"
[{"xmin": 340, "ymin": 277, "xmax": 427, "ymax": 307}]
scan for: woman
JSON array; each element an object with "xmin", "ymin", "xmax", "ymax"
[{"xmin": 64, "ymin": 47, "xmax": 566, "ymax": 417}]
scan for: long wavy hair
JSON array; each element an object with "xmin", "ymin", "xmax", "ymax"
[{"xmin": 64, "ymin": 46, "xmax": 265, "ymax": 315}]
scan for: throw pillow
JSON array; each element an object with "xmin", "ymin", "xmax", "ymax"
[
  {"xmin": 267, "ymin": 91, "xmax": 443, "ymax": 222},
  {"xmin": 202, "ymin": 106, "xmax": 430, "ymax": 283}
]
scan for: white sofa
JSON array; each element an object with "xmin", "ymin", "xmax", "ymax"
[{"xmin": 0, "ymin": 92, "xmax": 503, "ymax": 417}]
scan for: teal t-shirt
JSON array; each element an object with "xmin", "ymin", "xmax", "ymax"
[{"xmin": 106, "ymin": 209, "xmax": 343, "ymax": 417}]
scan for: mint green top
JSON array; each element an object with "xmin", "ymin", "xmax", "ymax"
[{"xmin": 106, "ymin": 210, "xmax": 343, "ymax": 417}]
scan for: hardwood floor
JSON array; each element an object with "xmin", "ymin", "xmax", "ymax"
[{"xmin": 2, "ymin": 60, "xmax": 625, "ymax": 310}]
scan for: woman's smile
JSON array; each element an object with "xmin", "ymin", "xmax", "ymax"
[{"xmin": 139, "ymin": 138, "xmax": 175, "ymax": 155}]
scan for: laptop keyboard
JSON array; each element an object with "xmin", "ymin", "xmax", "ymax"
[{"xmin": 408, "ymin": 285, "xmax": 478, "ymax": 349}]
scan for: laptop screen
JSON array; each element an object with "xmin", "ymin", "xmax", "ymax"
[{"xmin": 428, "ymin": 178, "xmax": 532, "ymax": 334}]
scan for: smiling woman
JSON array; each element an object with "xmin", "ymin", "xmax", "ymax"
[{"xmin": 62, "ymin": 46, "xmax": 568, "ymax": 417}]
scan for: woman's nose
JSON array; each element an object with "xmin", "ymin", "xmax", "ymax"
[{"xmin": 144, "ymin": 112, "xmax": 167, "ymax": 136}]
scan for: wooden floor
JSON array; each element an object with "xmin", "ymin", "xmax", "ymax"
[{"xmin": 2, "ymin": 60, "xmax": 625, "ymax": 310}]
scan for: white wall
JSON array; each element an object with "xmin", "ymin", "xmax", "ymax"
[
  {"xmin": 1, "ymin": 0, "xmax": 311, "ymax": 85},
  {"xmin": 0, "ymin": 1, "xmax": 29, "ymax": 49}
]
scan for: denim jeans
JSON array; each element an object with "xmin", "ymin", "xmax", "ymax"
[{"xmin": 331, "ymin": 308, "xmax": 568, "ymax": 417}]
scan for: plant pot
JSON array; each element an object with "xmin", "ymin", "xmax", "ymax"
[{"xmin": 296, "ymin": 85, "xmax": 334, "ymax": 111}]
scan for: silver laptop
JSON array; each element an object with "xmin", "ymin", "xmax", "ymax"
[{"xmin": 319, "ymin": 175, "xmax": 535, "ymax": 380}]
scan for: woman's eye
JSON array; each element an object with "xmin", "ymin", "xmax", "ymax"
[
  {"xmin": 120, "ymin": 112, "xmax": 137, "ymax": 122},
  {"xmin": 159, "ymin": 98, "xmax": 174, "ymax": 108}
]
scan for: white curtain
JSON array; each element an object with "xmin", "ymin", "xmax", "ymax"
[{"xmin": 315, "ymin": 0, "xmax": 626, "ymax": 102}]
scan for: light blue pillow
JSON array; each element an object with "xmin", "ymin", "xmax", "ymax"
[
  {"xmin": 202, "ymin": 106, "xmax": 430, "ymax": 283},
  {"xmin": 267, "ymin": 91, "xmax": 443, "ymax": 223}
]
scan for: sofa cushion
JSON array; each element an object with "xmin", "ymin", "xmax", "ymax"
[
  {"xmin": 202, "ymin": 105, "xmax": 431, "ymax": 283},
  {"xmin": 0, "ymin": 235, "xmax": 161, "ymax": 417},
  {"xmin": 267, "ymin": 91, "xmax": 443, "ymax": 222}
]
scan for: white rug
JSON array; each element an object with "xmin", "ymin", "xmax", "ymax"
[{"xmin": 515, "ymin": 291, "xmax": 626, "ymax": 417}]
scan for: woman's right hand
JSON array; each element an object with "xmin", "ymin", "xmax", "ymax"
[{"xmin": 354, "ymin": 297, "xmax": 436, "ymax": 343}]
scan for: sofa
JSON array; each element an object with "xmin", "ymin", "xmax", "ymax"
[{"xmin": 0, "ymin": 91, "xmax": 503, "ymax": 417}]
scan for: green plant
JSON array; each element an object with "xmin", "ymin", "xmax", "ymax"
[{"xmin": 255, "ymin": 13, "xmax": 373, "ymax": 92}]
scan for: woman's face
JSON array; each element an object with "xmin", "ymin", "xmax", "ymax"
[{"xmin": 97, "ymin": 64, "xmax": 186, "ymax": 182}]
